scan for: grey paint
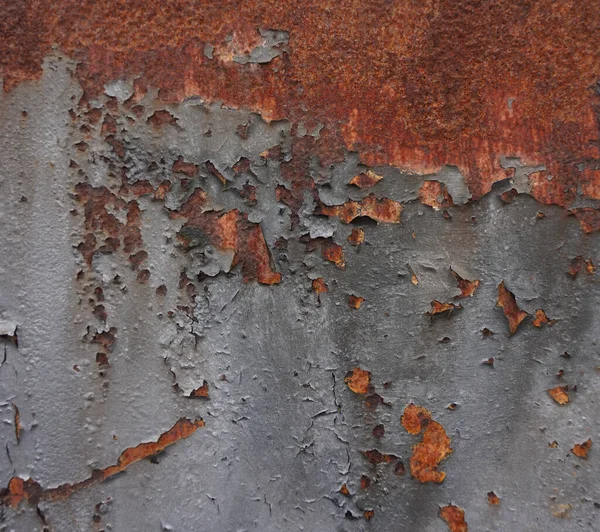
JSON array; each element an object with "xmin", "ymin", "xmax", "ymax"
[{"xmin": 0, "ymin": 56, "xmax": 598, "ymax": 531}]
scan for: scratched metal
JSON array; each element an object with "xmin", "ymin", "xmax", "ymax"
[{"xmin": 0, "ymin": 56, "xmax": 598, "ymax": 532}]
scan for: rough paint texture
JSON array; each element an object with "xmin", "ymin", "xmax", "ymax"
[{"xmin": 0, "ymin": 6, "xmax": 599, "ymax": 531}]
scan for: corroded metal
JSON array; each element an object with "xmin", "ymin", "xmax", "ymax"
[{"xmin": 0, "ymin": 3, "xmax": 599, "ymax": 531}]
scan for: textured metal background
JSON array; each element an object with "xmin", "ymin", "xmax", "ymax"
[{"xmin": 0, "ymin": 3, "xmax": 599, "ymax": 531}]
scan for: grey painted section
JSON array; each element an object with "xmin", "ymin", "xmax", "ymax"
[{"xmin": 0, "ymin": 57, "xmax": 598, "ymax": 531}]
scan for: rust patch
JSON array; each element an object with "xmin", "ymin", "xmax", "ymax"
[
  {"xmin": 572, "ymin": 438, "xmax": 592, "ymax": 459},
  {"xmin": 548, "ymin": 385, "xmax": 570, "ymax": 405},
  {"xmin": 311, "ymin": 278, "xmax": 329, "ymax": 294},
  {"xmin": 4, "ymin": 1, "xmax": 600, "ymax": 209},
  {"xmin": 172, "ymin": 157, "xmax": 198, "ymax": 177},
  {"xmin": 570, "ymin": 208, "xmax": 600, "ymax": 233},
  {"xmin": 428, "ymin": 300, "xmax": 462, "ymax": 317},
  {"xmin": 348, "ymin": 295, "xmax": 365, "ymax": 309},
  {"xmin": 0, "ymin": 418, "xmax": 204, "ymax": 508},
  {"xmin": 361, "ymin": 449, "xmax": 398, "ymax": 465},
  {"xmin": 372, "ymin": 424, "xmax": 385, "ymax": 439},
  {"xmin": 439, "ymin": 504, "xmax": 468, "ymax": 532},
  {"xmin": 316, "ymin": 195, "xmax": 402, "ymax": 224},
  {"xmin": 568, "ymin": 256, "xmax": 596, "ymax": 277},
  {"xmin": 363, "ymin": 509, "xmax": 374, "ymax": 520},
  {"xmin": 532, "ymin": 309, "xmax": 555, "ymax": 327},
  {"xmin": 401, "ymin": 404, "xmax": 452, "ymax": 483},
  {"xmin": 347, "ymin": 227, "xmax": 365, "ymax": 247},
  {"xmin": 487, "ymin": 491, "xmax": 500, "ymax": 505},
  {"xmin": 349, "ymin": 170, "xmax": 383, "ymax": 189},
  {"xmin": 189, "ymin": 380, "xmax": 209, "ymax": 399},
  {"xmin": 171, "ymin": 201, "xmax": 281, "ymax": 285},
  {"xmin": 320, "ymin": 240, "xmax": 346, "ymax": 269},
  {"xmin": 344, "ymin": 368, "xmax": 371, "ymax": 395},
  {"xmin": 499, "ymin": 188, "xmax": 518, "ymax": 204},
  {"xmin": 418, "ymin": 180, "xmax": 454, "ymax": 210},
  {"xmin": 451, "ymin": 269, "xmax": 480, "ymax": 298},
  {"xmin": 339, "ymin": 483, "xmax": 351, "ymax": 497},
  {"xmin": 360, "ymin": 475, "xmax": 371, "ymax": 489},
  {"xmin": 496, "ymin": 281, "xmax": 528, "ymax": 335}
]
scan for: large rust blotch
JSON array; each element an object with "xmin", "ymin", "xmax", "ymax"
[{"xmin": 401, "ymin": 404, "xmax": 452, "ymax": 483}]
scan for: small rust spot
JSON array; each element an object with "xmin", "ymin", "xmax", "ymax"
[
  {"xmin": 418, "ymin": 180, "xmax": 454, "ymax": 210},
  {"xmin": 451, "ymin": 269, "xmax": 480, "ymax": 298},
  {"xmin": 439, "ymin": 504, "xmax": 468, "ymax": 532},
  {"xmin": 401, "ymin": 404, "xmax": 452, "ymax": 483},
  {"xmin": 348, "ymin": 294, "xmax": 365, "ymax": 309},
  {"xmin": 344, "ymin": 368, "xmax": 371, "ymax": 395},
  {"xmin": 548, "ymin": 385, "xmax": 570, "ymax": 405},
  {"xmin": 361, "ymin": 449, "xmax": 398, "ymax": 465},
  {"xmin": 428, "ymin": 300, "xmax": 462, "ymax": 317},
  {"xmin": 172, "ymin": 157, "xmax": 198, "ymax": 177},
  {"xmin": 12, "ymin": 404, "xmax": 21, "ymax": 444},
  {"xmin": 497, "ymin": 281, "xmax": 528, "ymax": 335},
  {"xmin": 349, "ymin": 170, "xmax": 383, "ymax": 189},
  {"xmin": 347, "ymin": 227, "xmax": 365, "ymax": 246},
  {"xmin": 311, "ymin": 277, "xmax": 329, "ymax": 294},
  {"xmin": 363, "ymin": 509, "xmax": 374, "ymax": 520},
  {"xmin": 321, "ymin": 240, "xmax": 346, "ymax": 269},
  {"xmin": 372, "ymin": 424, "xmax": 385, "ymax": 439},
  {"xmin": 499, "ymin": 188, "xmax": 518, "ymax": 204},
  {"xmin": 572, "ymin": 438, "xmax": 592, "ymax": 459},
  {"xmin": 339, "ymin": 483, "xmax": 351, "ymax": 497},
  {"xmin": 147, "ymin": 110, "xmax": 177, "ymax": 128},
  {"xmin": 532, "ymin": 309, "xmax": 555, "ymax": 327},
  {"xmin": 360, "ymin": 475, "xmax": 371, "ymax": 489},
  {"xmin": 487, "ymin": 491, "xmax": 500, "ymax": 505},
  {"xmin": 189, "ymin": 380, "xmax": 209, "ymax": 399},
  {"xmin": 568, "ymin": 256, "xmax": 596, "ymax": 277}
]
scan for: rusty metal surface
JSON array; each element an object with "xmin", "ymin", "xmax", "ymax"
[{"xmin": 0, "ymin": 2, "xmax": 599, "ymax": 531}]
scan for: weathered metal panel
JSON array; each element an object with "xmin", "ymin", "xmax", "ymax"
[{"xmin": 0, "ymin": 2, "xmax": 599, "ymax": 531}]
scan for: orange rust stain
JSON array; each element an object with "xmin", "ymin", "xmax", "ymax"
[
  {"xmin": 572, "ymin": 438, "xmax": 592, "ymax": 459},
  {"xmin": 349, "ymin": 170, "xmax": 383, "ymax": 189},
  {"xmin": 532, "ymin": 309, "xmax": 555, "ymax": 327},
  {"xmin": 189, "ymin": 380, "xmax": 209, "ymax": 398},
  {"xmin": 347, "ymin": 227, "xmax": 365, "ymax": 246},
  {"xmin": 439, "ymin": 504, "xmax": 468, "ymax": 532},
  {"xmin": 487, "ymin": 491, "xmax": 500, "ymax": 505},
  {"xmin": 348, "ymin": 294, "xmax": 365, "ymax": 309},
  {"xmin": 418, "ymin": 180, "xmax": 454, "ymax": 210},
  {"xmin": 339, "ymin": 483, "xmax": 351, "ymax": 497},
  {"xmin": 499, "ymin": 188, "xmax": 519, "ymax": 204},
  {"xmin": 363, "ymin": 509, "xmax": 374, "ymax": 520},
  {"xmin": 496, "ymin": 281, "xmax": 528, "ymax": 335},
  {"xmin": 0, "ymin": 418, "xmax": 204, "ymax": 508},
  {"xmin": 548, "ymin": 385, "xmax": 570, "ymax": 405},
  {"xmin": 316, "ymin": 195, "xmax": 403, "ymax": 224},
  {"xmin": 320, "ymin": 241, "xmax": 346, "ymax": 269},
  {"xmin": 428, "ymin": 300, "xmax": 462, "ymax": 316},
  {"xmin": 401, "ymin": 404, "xmax": 452, "ymax": 483},
  {"xmin": 4, "ymin": 1, "xmax": 600, "ymax": 207},
  {"xmin": 451, "ymin": 269, "xmax": 480, "ymax": 298},
  {"xmin": 311, "ymin": 277, "xmax": 329, "ymax": 293},
  {"xmin": 344, "ymin": 367, "xmax": 371, "ymax": 395},
  {"xmin": 172, "ymin": 157, "xmax": 198, "ymax": 177}
]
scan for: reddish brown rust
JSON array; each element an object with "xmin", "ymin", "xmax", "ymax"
[
  {"xmin": 339, "ymin": 483, "xmax": 351, "ymax": 497},
  {"xmin": 348, "ymin": 294, "xmax": 365, "ymax": 310},
  {"xmin": 532, "ymin": 309, "xmax": 555, "ymax": 327},
  {"xmin": 439, "ymin": 504, "xmax": 468, "ymax": 532},
  {"xmin": 428, "ymin": 300, "xmax": 462, "ymax": 316},
  {"xmin": 344, "ymin": 368, "xmax": 371, "ymax": 395},
  {"xmin": 572, "ymin": 438, "xmax": 592, "ymax": 459},
  {"xmin": 349, "ymin": 170, "xmax": 383, "ymax": 189},
  {"xmin": 320, "ymin": 240, "xmax": 346, "ymax": 269},
  {"xmin": 418, "ymin": 180, "xmax": 454, "ymax": 210},
  {"xmin": 12, "ymin": 404, "xmax": 21, "ymax": 444},
  {"xmin": 189, "ymin": 380, "xmax": 209, "ymax": 398},
  {"xmin": 311, "ymin": 277, "xmax": 329, "ymax": 294},
  {"xmin": 316, "ymin": 195, "xmax": 402, "ymax": 224},
  {"xmin": 568, "ymin": 256, "xmax": 597, "ymax": 277},
  {"xmin": 361, "ymin": 449, "xmax": 398, "ymax": 465},
  {"xmin": 347, "ymin": 227, "xmax": 365, "ymax": 246},
  {"xmin": 4, "ymin": 1, "xmax": 600, "ymax": 208},
  {"xmin": 487, "ymin": 491, "xmax": 500, "ymax": 505},
  {"xmin": 401, "ymin": 404, "xmax": 452, "ymax": 483},
  {"xmin": 451, "ymin": 269, "xmax": 480, "ymax": 298},
  {"xmin": 496, "ymin": 281, "xmax": 528, "ymax": 335},
  {"xmin": 0, "ymin": 418, "xmax": 204, "ymax": 508}
]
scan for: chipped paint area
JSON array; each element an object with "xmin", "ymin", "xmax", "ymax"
[{"xmin": 0, "ymin": 43, "xmax": 598, "ymax": 532}]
